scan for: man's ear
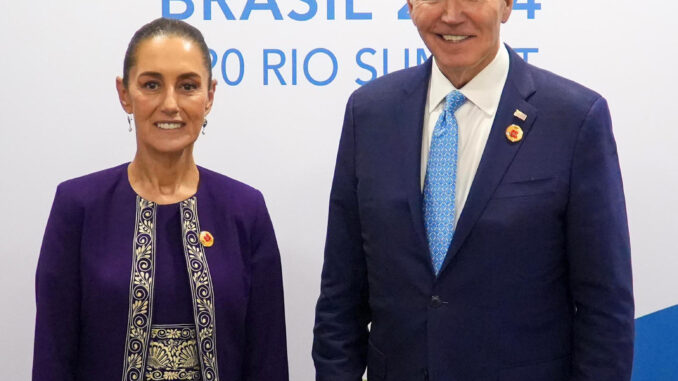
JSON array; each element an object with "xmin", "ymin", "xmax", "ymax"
[
  {"xmin": 115, "ymin": 76, "xmax": 133, "ymax": 114},
  {"xmin": 502, "ymin": 0, "xmax": 514, "ymax": 23}
]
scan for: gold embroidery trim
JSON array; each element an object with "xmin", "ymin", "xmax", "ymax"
[
  {"xmin": 123, "ymin": 197, "xmax": 157, "ymax": 381},
  {"xmin": 180, "ymin": 197, "xmax": 219, "ymax": 381},
  {"xmin": 145, "ymin": 324, "xmax": 201, "ymax": 380}
]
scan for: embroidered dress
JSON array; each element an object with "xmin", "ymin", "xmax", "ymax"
[
  {"xmin": 33, "ymin": 164, "xmax": 289, "ymax": 381},
  {"xmin": 123, "ymin": 199, "xmax": 219, "ymax": 381},
  {"xmin": 130, "ymin": 203, "xmax": 203, "ymax": 381},
  {"xmin": 146, "ymin": 324, "xmax": 201, "ymax": 380}
]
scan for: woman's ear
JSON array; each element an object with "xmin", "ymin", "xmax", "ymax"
[
  {"xmin": 204, "ymin": 79, "xmax": 217, "ymax": 115},
  {"xmin": 116, "ymin": 76, "xmax": 133, "ymax": 114}
]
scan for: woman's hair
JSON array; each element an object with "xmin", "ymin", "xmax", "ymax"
[{"xmin": 122, "ymin": 18, "xmax": 212, "ymax": 87}]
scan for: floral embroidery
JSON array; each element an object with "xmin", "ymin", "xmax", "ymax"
[
  {"xmin": 122, "ymin": 196, "xmax": 218, "ymax": 381},
  {"xmin": 145, "ymin": 324, "xmax": 201, "ymax": 380},
  {"xmin": 123, "ymin": 197, "xmax": 157, "ymax": 381},
  {"xmin": 180, "ymin": 198, "xmax": 219, "ymax": 381}
]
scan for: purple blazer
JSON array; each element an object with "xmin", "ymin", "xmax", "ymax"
[{"xmin": 33, "ymin": 163, "xmax": 288, "ymax": 381}]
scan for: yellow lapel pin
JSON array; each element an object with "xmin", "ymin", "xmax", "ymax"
[
  {"xmin": 200, "ymin": 231, "xmax": 214, "ymax": 247},
  {"xmin": 506, "ymin": 124, "xmax": 524, "ymax": 143}
]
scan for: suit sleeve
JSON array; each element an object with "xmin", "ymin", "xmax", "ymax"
[
  {"xmin": 566, "ymin": 97, "xmax": 635, "ymax": 380},
  {"xmin": 313, "ymin": 93, "xmax": 371, "ymax": 381},
  {"xmin": 244, "ymin": 192, "xmax": 289, "ymax": 381},
  {"xmin": 33, "ymin": 185, "xmax": 83, "ymax": 381}
]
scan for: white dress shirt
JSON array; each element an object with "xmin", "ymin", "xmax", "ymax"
[{"xmin": 421, "ymin": 44, "xmax": 510, "ymax": 229}]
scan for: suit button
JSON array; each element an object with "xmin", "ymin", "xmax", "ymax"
[{"xmin": 430, "ymin": 295, "xmax": 443, "ymax": 308}]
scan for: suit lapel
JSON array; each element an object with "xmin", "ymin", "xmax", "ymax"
[
  {"xmin": 393, "ymin": 59, "xmax": 435, "ymax": 268},
  {"xmin": 438, "ymin": 48, "xmax": 538, "ymax": 276}
]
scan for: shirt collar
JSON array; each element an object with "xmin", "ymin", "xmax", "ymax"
[{"xmin": 428, "ymin": 43, "xmax": 510, "ymax": 116}]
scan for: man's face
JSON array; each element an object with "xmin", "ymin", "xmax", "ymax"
[{"xmin": 409, "ymin": 0, "xmax": 512, "ymax": 87}]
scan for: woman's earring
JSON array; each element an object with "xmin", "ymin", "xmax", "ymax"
[
  {"xmin": 202, "ymin": 119, "xmax": 208, "ymax": 135},
  {"xmin": 127, "ymin": 115, "xmax": 133, "ymax": 132}
]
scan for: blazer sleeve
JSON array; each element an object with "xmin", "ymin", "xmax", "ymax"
[
  {"xmin": 313, "ymin": 93, "xmax": 371, "ymax": 381},
  {"xmin": 33, "ymin": 184, "xmax": 83, "ymax": 381},
  {"xmin": 566, "ymin": 96, "xmax": 635, "ymax": 380},
  {"xmin": 244, "ymin": 192, "xmax": 289, "ymax": 381}
]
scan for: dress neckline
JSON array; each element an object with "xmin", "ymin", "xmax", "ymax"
[{"xmin": 123, "ymin": 162, "xmax": 203, "ymax": 205}]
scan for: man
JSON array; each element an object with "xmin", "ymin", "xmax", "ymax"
[{"xmin": 313, "ymin": 0, "xmax": 634, "ymax": 380}]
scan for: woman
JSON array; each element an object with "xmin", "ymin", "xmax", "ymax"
[{"xmin": 33, "ymin": 18, "xmax": 288, "ymax": 381}]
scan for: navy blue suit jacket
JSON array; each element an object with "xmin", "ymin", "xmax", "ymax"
[{"xmin": 313, "ymin": 47, "xmax": 634, "ymax": 381}]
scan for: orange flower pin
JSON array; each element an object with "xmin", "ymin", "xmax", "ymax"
[
  {"xmin": 505, "ymin": 124, "xmax": 524, "ymax": 143},
  {"xmin": 199, "ymin": 231, "xmax": 214, "ymax": 247}
]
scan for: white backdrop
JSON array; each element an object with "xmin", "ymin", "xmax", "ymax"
[{"xmin": 1, "ymin": 1, "xmax": 677, "ymax": 379}]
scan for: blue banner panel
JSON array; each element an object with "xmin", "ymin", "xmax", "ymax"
[{"xmin": 632, "ymin": 305, "xmax": 678, "ymax": 380}]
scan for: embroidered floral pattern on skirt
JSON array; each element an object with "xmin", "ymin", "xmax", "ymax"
[{"xmin": 145, "ymin": 324, "xmax": 201, "ymax": 380}]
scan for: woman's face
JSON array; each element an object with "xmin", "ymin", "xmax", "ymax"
[{"xmin": 116, "ymin": 35, "xmax": 216, "ymax": 155}]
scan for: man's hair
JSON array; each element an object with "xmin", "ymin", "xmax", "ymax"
[{"xmin": 122, "ymin": 18, "xmax": 212, "ymax": 87}]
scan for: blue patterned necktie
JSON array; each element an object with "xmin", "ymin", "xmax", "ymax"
[{"xmin": 423, "ymin": 90, "xmax": 466, "ymax": 275}]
